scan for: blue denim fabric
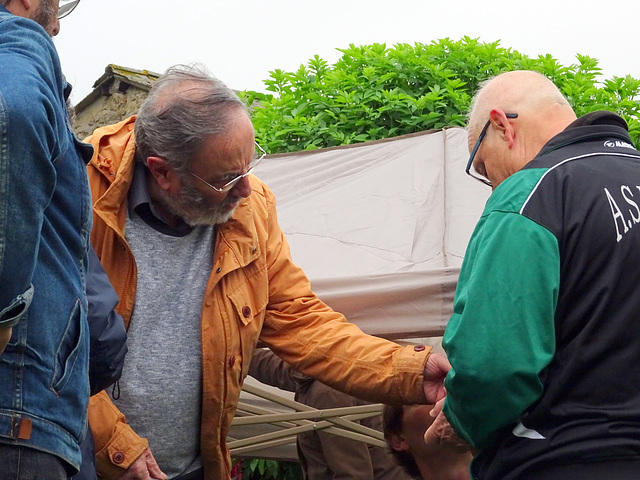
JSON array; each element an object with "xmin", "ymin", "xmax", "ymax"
[{"xmin": 0, "ymin": 7, "xmax": 93, "ymax": 475}]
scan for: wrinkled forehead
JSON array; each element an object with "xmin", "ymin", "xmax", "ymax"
[{"xmin": 193, "ymin": 112, "xmax": 255, "ymax": 171}]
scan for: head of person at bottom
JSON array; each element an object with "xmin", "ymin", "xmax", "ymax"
[
  {"xmin": 134, "ymin": 63, "xmax": 261, "ymax": 228},
  {"xmin": 466, "ymin": 70, "xmax": 577, "ymax": 190},
  {"xmin": 383, "ymin": 404, "xmax": 472, "ymax": 480}
]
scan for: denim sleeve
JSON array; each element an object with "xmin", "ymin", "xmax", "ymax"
[{"xmin": 0, "ymin": 23, "xmax": 60, "ymax": 327}]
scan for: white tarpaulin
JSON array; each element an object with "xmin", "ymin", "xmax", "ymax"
[{"xmin": 252, "ymin": 126, "xmax": 490, "ymax": 339}]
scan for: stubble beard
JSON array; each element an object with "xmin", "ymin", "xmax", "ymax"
[
  {"xmin": 159, "ymin": 176, "xmax": 240, "ymax": 227},
  {"xmin": 31, "ymin": 0, "xmax": 58, "ymax": 36}
]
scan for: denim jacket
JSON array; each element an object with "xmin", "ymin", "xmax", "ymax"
[{"xmin": 0, "ymin": 7, "xmax": 93, "ymax": 474}]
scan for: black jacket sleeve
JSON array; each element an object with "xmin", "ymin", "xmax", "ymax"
[{"xmin": 87, "ymin": 246, "xmax": 127, "ymax": 396}]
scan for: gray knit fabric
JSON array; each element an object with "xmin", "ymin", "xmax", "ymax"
[{"xmin": 111, "ymin": 211, "xmax": 215, "ymax": 479}]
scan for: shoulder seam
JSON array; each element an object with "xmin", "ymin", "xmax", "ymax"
[{"xmin": 520, "ymin": 151, "xmax": 640, "ymax": 214}]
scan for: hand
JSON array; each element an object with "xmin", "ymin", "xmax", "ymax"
[
  {"xmin": 115, "ymin": 448, "xmax": 167, "ymax": 480},
  {"xmin": 422, "ymin": 353, "xmax": 450, "ymax": 403},
  {"xmin": 424, "ymin": 398, "xmax": 473, "ymax": 453},
  {"xmin": 0, "ymin": 327, "xmax": 12, "ymax": 355}
]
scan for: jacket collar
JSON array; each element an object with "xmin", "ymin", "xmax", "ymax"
[
  {"xmin": 537, "ymin": 111, "xmax": 631, "ymax": 158},
  {"xmin": 215, "ymin": 184, "xmax": 261, "ymax": 272},
  {"xmin": 87, "ymin": 115, "xmax": 138, "ymax": 186}
]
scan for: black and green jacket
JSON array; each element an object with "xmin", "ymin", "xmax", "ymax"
[{"xmin": 442, "ymin": 112, "xmax": 640, "ymax": 479}]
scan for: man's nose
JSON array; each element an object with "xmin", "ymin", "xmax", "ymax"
[
  {"xmin": 50, "ymin": 17, "xmax": 60, "ymax": 36},
  {"xmin": 230, "ymin": 175, "xmax": 252, "ymax": 199}
]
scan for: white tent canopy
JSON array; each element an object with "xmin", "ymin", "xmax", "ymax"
[
  {"xmin": 252, "ymin": 126, "xmax": 490, "ymax": 339},
  {"xmin": 229, "ymin": 127, "xmax": 490, "ymax": 460}
]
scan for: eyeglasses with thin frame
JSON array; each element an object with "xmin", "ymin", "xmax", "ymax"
[
  {"xmin": 466, "ymin": 113, "xmax": 518, "ymax": 187},
  {"xmin": 57, "ymin": 0, "xmax": 81, "ymax": 19},
  {"xmin": 188, "ymin": 142, "xmax": 267, "ymax": 193}
]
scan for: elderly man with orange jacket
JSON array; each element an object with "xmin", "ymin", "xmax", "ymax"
[{"xmin": 84, "ymin": 64, "xmax": 448, "ymax": 480}]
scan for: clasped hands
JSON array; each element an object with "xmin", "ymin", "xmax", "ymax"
[{"xmin": 421, "ymin": 353, "xmax": 473, "ymax": 454}]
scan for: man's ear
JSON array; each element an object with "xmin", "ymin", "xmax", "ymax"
[
  {"xmin": 489, "ymin": 109, "xmax": 516, "ymax": 148},
  {"xmin": 146, "ymin": 156, "xmax": 179, "ymax": 193},
  {"xmin": 6, "ymin": 0, "xmax": 33, "ymax": 16},
  {"xmin": 387, "ymin": 432, "xmax": 410, "ymax": 452}
]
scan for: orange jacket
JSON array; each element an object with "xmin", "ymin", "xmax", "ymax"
[{"xmin": 85, "ymin": 116, "xmax": 431, "ymax": 480}]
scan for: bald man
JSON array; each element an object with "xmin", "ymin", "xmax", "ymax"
[{"xmin": 425, "ymin": 71, "xmax": 640, "ymax": 479}]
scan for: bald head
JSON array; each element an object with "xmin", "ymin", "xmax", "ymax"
[
  {"xmin": 466, "ymin": 71, "xmax": 578, "ymax": 189},
  {"xmin": 469, "ymin": 71, "xmax": 576, "ymax": 142}
]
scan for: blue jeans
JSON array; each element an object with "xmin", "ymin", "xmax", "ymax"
[{"xmin": 0, "ymin": 444, "xmax": 67, "ymax": 479}]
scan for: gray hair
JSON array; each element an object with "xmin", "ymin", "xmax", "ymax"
[{"xmin": 134, "ymin": 63, "xmax": 247, "ymax": 173}]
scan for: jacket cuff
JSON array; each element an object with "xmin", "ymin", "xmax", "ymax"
[
  {"xmin": 394, "ymin": 344, "xmax": 432, "ymax": 404},
  {"xmin": 94, "ymin": 423, "xmax": 149, "ymax": 480}
]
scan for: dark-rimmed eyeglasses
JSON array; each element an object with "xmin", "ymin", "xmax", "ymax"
[
  {"xmin": 189, "ymin": 142, "xmax": 267, "ymax": 193},
  {"xmin": 57, "ymin": 0, "xmax": 81, "ymax": 19},
  {"xmin": 466, "ymin": 113, "xmax": 518, "ymax": 187}
]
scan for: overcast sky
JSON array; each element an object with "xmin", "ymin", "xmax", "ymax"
[{"xmin": 55, "ymin": 0, "xmax": 640, "ymax": 105}]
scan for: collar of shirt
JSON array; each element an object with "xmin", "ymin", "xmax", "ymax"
[{"xmin": 128, "ymin": 161, "xmax": 195, "ymax": 237}]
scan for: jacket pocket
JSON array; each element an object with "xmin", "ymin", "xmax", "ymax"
[
  {"xmin": 226, "ymin": 261, "xmax": 269, "ymax": 327},
  {"xmin": 227, "ymin": 268, "xmax": 268, "ymax": 381},
  {"xmin": 50, "ymin": 298, "xmax": 88, "ymax": 395}
]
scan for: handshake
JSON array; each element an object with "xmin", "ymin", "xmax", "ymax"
[{"xmin": 421, "ymin": 353, "xmax": 474, "ymax": 454}]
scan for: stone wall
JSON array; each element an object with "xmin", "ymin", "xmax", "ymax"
[{"xmin": 72, "ymin": 81, "xmax": 150, "ymax": 140}]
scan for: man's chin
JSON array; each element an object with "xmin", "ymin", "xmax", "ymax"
[
  {"xmin": 185, "ymin": 205, "xmax": 237, "ymax": 227},
  {"xmin": 224, "ymin": 200, "xmax": 239, "ymax": 212},
  {"xmin": 216, "ymin": 207, "xmax": 237, "ymax": 225}
]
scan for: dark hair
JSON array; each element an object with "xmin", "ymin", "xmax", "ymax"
[
  {"xmin": 134, "ymin": 63, "xmax": 247, "ymax": 173},
  {"xmin": 0, "ymin": 0, "xmax": 13, "ymax": 6},
  {"xmin": 382, "ymin": 405, "xmax": 422, "ymax": 479}
]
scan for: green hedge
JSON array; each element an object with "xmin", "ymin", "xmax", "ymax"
[
  {"xmin": 232, "ymin": 458, "xmax": 302, "ymax": 480},
  {"xmin": 241, "ymin": 37, "xmax": 640, "ymax": 153}
]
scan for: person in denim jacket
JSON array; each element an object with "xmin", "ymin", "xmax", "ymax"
[{"xmin": 0, "ymin": 0, "xmax": 94, "ymax": 477}]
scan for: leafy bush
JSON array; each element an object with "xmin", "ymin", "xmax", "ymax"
[
  {"xmin": 241, "ymin": 37, "xmax": 640, "ymax": 153},
  {"xmin": 232, "ymin": 458, "xmax": 303, "ymax": 480}
]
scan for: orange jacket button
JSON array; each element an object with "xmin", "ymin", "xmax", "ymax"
[
  {"xmin": 112, "ymin": 451, "xmax": 125, "ymax": 464},
  {"xmin": 229, "ymin": 356, "xmax": 236, "ymax": 367},
  {"xmin": 242, "ymin": 306, "xmax": 251, "ymax": 317},
  {"xmin": 414, "ymin": 345, "xmax": 426, "ymax": 352}
]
